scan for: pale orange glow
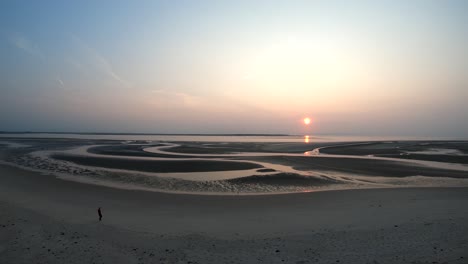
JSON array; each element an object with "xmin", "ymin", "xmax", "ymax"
[
  {"xmin": 303, "ymin": 117, "xmax": 311, "ymax": 125},
  {"xmin": 304, "ymin": 135, "xmax": 310, "ymax": 143}
]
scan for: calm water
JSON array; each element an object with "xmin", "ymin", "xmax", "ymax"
[{"xmin": 0, "ymin": 133, "xmax": 458, "ymax": 143}]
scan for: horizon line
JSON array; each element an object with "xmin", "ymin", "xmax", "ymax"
[{"xmin": 0, "ymin": 131, "xmax": 292, "ymax": 136}]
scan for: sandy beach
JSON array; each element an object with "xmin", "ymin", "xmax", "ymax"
[
  {"xmin": 1, "ymin": 162, "xmax": 468, "ymax": 263},
  {"xmin": 1, "ymin": 137, "xmax": 468, "ymax": 263}
]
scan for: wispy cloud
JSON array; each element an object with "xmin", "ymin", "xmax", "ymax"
[
  {"xmin": 70, "ymin": 34, "xmax": 131, "ymax": 88},
  {"xmin": 150, "ymin": 89, "xmax": 202, "ymax": 108},
  {"xmin": 66, "ymin": 57, "xmax": 83, "ymax": 70},
  {"xmin": 8, "ymin": 33, "xmax": 45, "ymax": 60},
  {"xmin": 55, "ymin": 76, "xmax": 65, "ymax": 87},
  {"xmin": 8, "ymin": 32, "xmax": 66, "ymax": 89}
]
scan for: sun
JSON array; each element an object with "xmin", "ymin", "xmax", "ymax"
[{"xmin": 303, "ymin": 117, "xmax": 311, "ymax": 125}]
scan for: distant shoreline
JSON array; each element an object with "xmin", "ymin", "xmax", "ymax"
[
  {"xmin": 0, "ymin": 131, "xmax": 291, "ymax": 136},
  {"xmin": 1, "ymin": 132, "xmax": 466, "ymax": 142}
]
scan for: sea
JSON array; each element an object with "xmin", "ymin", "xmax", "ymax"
[{"xmin": 0, "ymin": 133, "xmax": 459, "ymax": 143}]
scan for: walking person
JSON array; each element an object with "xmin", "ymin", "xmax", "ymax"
[{"xmin": 98, "ymin": 207, "xmax": 103, "ymax": 221}]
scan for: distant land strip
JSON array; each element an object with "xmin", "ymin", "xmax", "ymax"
[{"xmin": 0, "ymin": 131, "xmax": 290, "ymax": 136}]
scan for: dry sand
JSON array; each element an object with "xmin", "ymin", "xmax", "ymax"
[{"xmin": 1, "ymin": 163, "xmax": 468, "ymax": 263}]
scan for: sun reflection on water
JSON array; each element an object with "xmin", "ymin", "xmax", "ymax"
[{"xmin": 304, "ymin": 135, "xmax": 310, "ymax": 143}]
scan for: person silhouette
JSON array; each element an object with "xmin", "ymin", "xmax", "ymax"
[{"xmin": 98, "ymin": 207, "xmax": 103, "ymax": 221}]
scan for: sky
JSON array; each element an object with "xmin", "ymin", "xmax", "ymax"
[{"xmin": 0, "ymin": 0, "xmax": 467, "ymax": 136}]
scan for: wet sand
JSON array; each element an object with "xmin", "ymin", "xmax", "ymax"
[
  {"xmin": 52, "ymin": 153, "xmax": 262, "ymax": 173},
  {"xmin": 1, "ymin": 163, "xmax": 468, "ymax": 263},
  {"xmin": 3, "ymin": 138, "xmax": 468, "ymax": 194},
  {"xmin": 318, "ymin": 141, "xmax": 468, "ymax": 164},
  {"xmin": 53, "ymin": 142, "xmax": 468, "ymax": 179},
  {"xmin": 247, "ymin": 156, "xmax": 468, "ymax": 178},
  {"xmin": 52, "ymin": 152, "xmax": 468, "ymax": 179}
]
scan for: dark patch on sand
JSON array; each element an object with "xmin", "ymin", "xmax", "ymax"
[
  {"xmin": 226, "ymin": 173, "xmax": 339, "ymax": 186},
  {"xmin": 319, "ymin": 141, "xmax": 468, "ymax": 164},
  {"xmin": 380, "ymin": 154, "xmax": 468, "ymax": 164},
  {"xmin": 257, "ymin": 168, "xmax": 276, "ymax": 172},
  {"xmin": 246, "ymin": 156, "xmax": 468, "ymax": 178},
  {"xmin": 88, "ymin": 145, "xmax": 197, "ymax": 158},
  {"xmin": 157, "ymin": 142, "xmax": 342, "ymax": 154},
  {"xmin": 51, "ymin": 154, "xmax": 262, "ymax": 173}
]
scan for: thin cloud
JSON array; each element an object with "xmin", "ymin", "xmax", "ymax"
[
  {"xmin": 8, "ymin": 32, "xmax": 67, "ymax": 89},
  {"xmin": 65, "ymin": 57, "xmax": 83, "ymax": 70},
  {"xmin": 70, "ymin": 34, "xmax": 131, "ymax": 88},
  {"xmin": 150, "ymin": 89, "xmax": 202, "ymax": 107},
  {"xmin": 95, "ymin": 53, "xmax": 130, "ymax": 86},
  {"xmin": 56, "ymin": 76, "xmax": 64, "ymax": 87},
  {"xmin": 8, "ymin": 32, "xmax": 45, "ymax": 60}
]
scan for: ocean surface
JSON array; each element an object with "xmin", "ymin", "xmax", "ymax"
[{"xmin": 0, "ymin": 133, "xmax": 461, "ymax": 143}]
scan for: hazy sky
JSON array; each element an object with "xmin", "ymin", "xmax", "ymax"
[{"xmin": 1, "ymin": 0, "xmax": 467, "ymax": 136}]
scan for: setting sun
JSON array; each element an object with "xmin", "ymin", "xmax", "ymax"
[{"xmin": 303, "ymin": 117, "xmax": 311, "ymax": 125}]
